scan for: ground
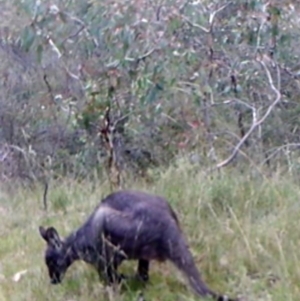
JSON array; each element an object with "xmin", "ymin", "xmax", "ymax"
[{"xmin": 0, "ymin": 164, "xmax": 299, "ymax": 301}]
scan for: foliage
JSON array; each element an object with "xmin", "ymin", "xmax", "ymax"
[{"xmin": 0, "ymin": 0, "xmax": 300, "ymax": 183}]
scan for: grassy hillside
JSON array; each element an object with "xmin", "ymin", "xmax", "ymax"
[{"xmin": 1, "ymin": 164, "xmax": 300, "ymax": 301}]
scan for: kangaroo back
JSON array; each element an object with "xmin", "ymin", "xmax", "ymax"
[{"xmin": 99, "ymin": 190, "xmax": 180, "ymax": 226}]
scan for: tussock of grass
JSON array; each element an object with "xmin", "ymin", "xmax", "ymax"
[{"xmin": 1, "ymin": 164, "xmax": 300, "ymax": 300}]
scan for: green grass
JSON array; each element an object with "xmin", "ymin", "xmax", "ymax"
[{"xmin": 1, "ymin": 164, "xmax": 300, "ymax": 301}]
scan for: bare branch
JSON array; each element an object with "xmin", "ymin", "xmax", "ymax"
[
  {"xmin": 179, "ymin": 0, "xmax": 191, "ymax": 13},
  {"xmin": 43, "ymin": 74, "xmax": 55, "ymax": 102},
  {"xmin": 0, "ymin": 149, "xmax": 9, "ymax": 162},
  {"xmin": 47, "ymin": 36, "xmax": 62, "ymax": 58},
  {"xmin": 125, "ymin": 48, "xmax": 157, "ymax": 62},
  {"xmin": 261, "ymin": 143, "xmax": 300, "ymax": 166},
  {"xmin": 181, "ymin": 2, "xmax": 232, "ymax": 33},
  {"xmin": 181, "ymin": 15, "xmax": 209, "ymax": 33},
  {"xmin": 209, "ymin": 2, "xmax": 232, "ymax": 26},
  {"xmin": 43, "ymin": 181, "xmax": 49, "ymax": 211},
  {"xmin": 214, "ymin": 59, "xmax": 281, "ymax": 170}
]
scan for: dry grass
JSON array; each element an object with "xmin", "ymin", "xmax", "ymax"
[{"xmin": 1, "ymin": 163, "xmax": 300, "ymax": 301}]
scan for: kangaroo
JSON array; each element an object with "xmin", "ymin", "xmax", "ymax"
[{"xmin": 39, "ymin": 190, "xmax": 237, "ymax": 301}]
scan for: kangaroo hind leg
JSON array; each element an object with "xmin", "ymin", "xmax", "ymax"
[{"xmin": 136, "ymin": 259, "xmax": 149, "ymax": 282}]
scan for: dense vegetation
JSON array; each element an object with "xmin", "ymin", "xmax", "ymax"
[
  {"xmin": 0, "ymin": 0, "xmax": 299, "ymax": 186},
  {"xmin": 1, "ymin": 1, "xmax": 300, "ymax": 300}
]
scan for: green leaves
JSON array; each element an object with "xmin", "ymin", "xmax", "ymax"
[
  {"xmin": 142, "ymin": 83, "xmax": 163, "ymax": 105},
  {"xmin": 3, "ymin": 0, "xmax": 300, "ymax": 182},
  {"xmin": 20, "ymin": 26, "xmax": 36, "ymax": 52}
]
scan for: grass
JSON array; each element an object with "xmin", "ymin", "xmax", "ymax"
[{"xmin": 1, "ymin": 163, "xmax": 300, "ymax": 301}]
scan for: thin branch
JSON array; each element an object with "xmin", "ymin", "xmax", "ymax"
[
  {"xmin": 209, "ymin": 2, "xmax": 232, "ymax": 26},
  {"xmin": 0, "ymin": 144, "xmax": 10, "ymax": 162},
  {"xmin": 61, "ymin": 25, "xmax": 85, "ymax": 44},
  {"xmin": 221, "ymin": 98, "xmax": 256, "ymax": 112},
  {"xmin": 43, "ymin": 74, "xmax": 55, "ymax": 102},
  {"xmin": 125, "ymin": 48, "xmax": 157, "ymax": 62},
  {"xmin": 179, "ymin": 0, "xmax": 191, "ymax": 13},
  {"xmin": 214, "ymin": 59, "xmax": 281, "ymax": 170},
  {"xmin": 60, "ymin": 11, "xmax": 92, "ymax": 45},
  {"xmin": 181, "ymin": 15, "xmax": 209, "ymax": 33},
  {"xmin": 261, "ymin": 143, "xmax": 300, "ymax": 166},
  {"xmin": 156, "ymin": 5, "xmax": 162, "ymax": 21},
  {"xmin": 61, "ymin": 62, "xmax": 81, "ymax": 81},
  {"xmin": 47, "ymin": 36, "xmax": 62, "ymax": 58},
  {"xmin": 43, "ymin": 181, "xmax": 49, "ymax": 211},
  {"xmin": 181, "ymin": 2, "xmax": 232, "ymax": 33}
]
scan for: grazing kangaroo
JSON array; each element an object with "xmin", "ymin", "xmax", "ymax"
[{"xmin": 39, "ymin": 190, "xmax": 236, "ymax": 301}]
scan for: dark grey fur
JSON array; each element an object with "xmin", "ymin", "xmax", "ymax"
[{"xmin": 39, "ymin": 190, "xmax": 236, "ymax": 301}]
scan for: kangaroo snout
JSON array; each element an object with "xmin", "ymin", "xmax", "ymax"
[{"xmin": 50, "ymin": 278, "xmax": 60, "ymax": 284}]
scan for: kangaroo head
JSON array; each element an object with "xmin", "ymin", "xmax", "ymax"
[{"xmin": 39, "ymin": 226, "xmax": 68, "ymax": 284}]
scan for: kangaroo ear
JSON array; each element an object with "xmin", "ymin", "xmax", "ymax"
[
  {"xmin": 39, "ymin": 226, "xmax": 48, "ymax": 241},
  {"xmin": 39, "ymin": 226, "xmax": 62, "ymax": 249}
]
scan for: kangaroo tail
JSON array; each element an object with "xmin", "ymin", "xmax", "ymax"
[{"xmin": 169, "ymin": 236, "xmax": 236, "ymax": 301}]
